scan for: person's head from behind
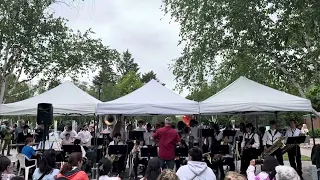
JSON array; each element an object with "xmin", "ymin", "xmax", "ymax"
[
  {"xmin": 164, "ymin": 117, "xmax": 172, "ymax": 127},
  {"xmin": 0, "ymin": 156, "xmax": 11, "ymax": 174},
  {"xmin": 146, "ymin": 123, "xmax": 152, "ymax": 132},
  {"xmin": 98, "ymin": 158, "xmax": 112, "ymax": 176},
  {"xmin": 23, "ymin": 125, "xmax": 29, "ymax": 133},
  {"xmin": 39, "ymin": 149, "xmax": 56, "ymax": 173},
  {"xmin": 25, "ymin": 137, "xmax": 34, "ymax": 145},
  {"xmin": 145, "ymin": 157, "xmax": 161, "ymax": 180},
  {"xmin": 74, "ymin": 138, "xmax": 81, "ymax": 145},
  {"xmin": 224, "ymin": 171, "xmax": 246, "ymax": 180},
  {"xmin": 275, "ymin": 165, "xmax": 300, "ymax": 180},
  {"xmin": 262, "ymin": 156, "xmax": 279, "ymax": 173},
  {"xmin": 189, "ymin": 147, "xmax": 202, "ymax": 162},
  {"xmin": 157, "ymin": 169, "xmax": 179, "ymax": 180},
  {"xmin": 65, "ymin": 133, "xmax": 70, "ymax": 140},
  {"xmin": 189, "ymin": 119, "xmax": 196, "ymax": 127},
  {"xmin": 270, "ymin": 120, "xmax": 277, "ymax": 130},
  {"xmin": 177, "ymin": 121, "xmax": 185, "ymax": 131},
  {"xmin": 60, "ymin": 152, "xmax": 83, "ymax": 174}
]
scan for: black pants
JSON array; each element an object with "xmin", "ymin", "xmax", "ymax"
[
  {"xmin": 288, "ymin": 145, "xmax": 302, "ymax": 176},
  {"xmin": 133, "ymin": 158, "xmax": 148, "ymax": 177},
  {"xmin": 266, "ymin": 145, "xmax": 284, "ymax": 165},
  {"xmin": 240, "ymin": 148, "xmax": 258, "ymax": 173}
]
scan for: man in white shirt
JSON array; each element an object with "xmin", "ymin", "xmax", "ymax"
[
  {"xmin": 144, "ymin": 123, "xmax": 154, "ymax": 146},
  {"xmin": 60, "ymin": 126, "xmax": 78, "ymax": 141},
  {"xmin": 285, "ymin": 120, "xmax": 302, "ymax": 178},
  {"xmin": 240, "ymin": 123, "xmax": 260, "ymax": 174},
  {"xmin": 262, "ymin": 120, "xmax": 284, "ymax": 165},
  {"xmin": 135, "ymin": 120, "xmax": 146, "ymax": 131},
  {"xmin": 190, "ymin": 120, "xmax": 200, "ymax": 146},
  {"xmin": 77, "ymin": 125, "xmax": 92, "ymax": 147}
]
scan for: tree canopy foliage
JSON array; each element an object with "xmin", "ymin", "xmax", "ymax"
[{"xmin": 162, "ymin": 0, "xmax": 320, "ymax": 115}]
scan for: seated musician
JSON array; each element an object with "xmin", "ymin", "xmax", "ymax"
[
  {"xmin": 60, "ymin": 126, "xmax": 78, "ymax": 141},
  {"xmin": 61, "ymin": 133, "xmax": 73, "ymax": 145},
  {"xmin": 210, "ymin": 124, "xmax": 223, "ymax": 146},
  {"xmin": 240, "ymin": 123, "xmax": 260, "ymax": 175},
  {"xmin": 17, "ymin": 125, "xmax": 32, "ymax": 153},
  {"xmin": 108, "ymin": 133, "xmax": 126, "ymax": 174},
  {"xmin": 132, "ymin": 138, "xmax": 148, "ymax": 178},
  {"xmin": 135, "ymin": 120, "xmax": 146, "ymax": 131},
  {"xmin": 22, "ymin": 137, "xmax": 39, "ymax": 166},
  {"xmin": 262, "ymin": 120, "xmax": 284, "ymax": 165}
]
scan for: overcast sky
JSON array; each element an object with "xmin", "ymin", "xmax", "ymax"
[{"xmin": 50, "ymin": 0, "xmax": 187, "ymax": 95}]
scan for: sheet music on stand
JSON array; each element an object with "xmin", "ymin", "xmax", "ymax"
[{"xmin": 141, "ymin": 147, "xmax": 158, "ymax": 158}]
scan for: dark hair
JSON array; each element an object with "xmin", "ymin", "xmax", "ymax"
[
  {"xmin": 60, "ymin": 152, "xmax": 83, "ymax": 174},
  {"xmin": 39, "ymin": 149, "xmax": 56, "ymax": 174},
  {"xmin": 98, "ymin": 158, "xmax": 112, "ymax": 176},
  {"xmin": 190, "ymin": 119, "xmax": 197, "ymax": 127},
  {"xmin": 10, "ymin": 177, "xmax": 24, "ymax": 180},
  {"xmin": 74, "ymin": 139, "xmax": 81, "ymax": 145},
  {"xmin": 259, "ymin": 126, "xmax": 266, "ymax": 133},
  {"xmin": 183, "ymin": 127, "xmax": 190, "ymax": 134},
  {"xmin": 262, "ymin": 156, "xmax": 279, "ymax": 179},
  {"xmin": 146, "ymin": 123, "xmax": 152, "ymax": 129},
  {"xmin": 114, "ymin": 133, "xmax": 121, "ymax": 138},
  {"xmin": 177, "ymin": 121, "xmax": 185, "ymax": 130},
  {"xmin": 145, "ymin": 157, "xmax": 161, "ymax": 180},
  {"xmin": 189, "ymin": 147, "xmax": 202, "ymax": 161},
  {"xmin": 212, "ymin": 124, "xmax": 219, "ymax": 131},
  {"xmin": 239, "ymin": 123, "xmax": 245, "ymax": 131},
  {"xmin": 171, "ymin": 124, "xmax": 176, "ymax": 129},
  {"xmin": 0, "ymin": 156, "xmax": 11, "ymax": 179},
  {"xmin": 65, "ymin": 133, "xmax": 70, "ymax": 137},
  {"xmin": 270, "ymin": 120, "xmax": 276, "ymax": 125},
  {"xmin": 25, "ymin": 137, "xmax": 33, "ymax": 145},
  {"xmin": 23, "ymin": 125, "xmax": 29, "ymax": 129},
  {"xmin": 67, "ymin": 126, "xmax": 72, "ymax": 131}
]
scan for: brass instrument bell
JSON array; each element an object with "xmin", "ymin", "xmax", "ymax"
[{"xmin": 104, "ymin": 115, "xmax": 117, "ymax": 126}]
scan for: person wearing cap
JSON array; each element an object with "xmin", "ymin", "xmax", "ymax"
[
  {"xmin": 152, "ymin": 117, "xmax": 181, "ymax": 170},
  {"xmin": 240, "ymin": 123, "xmax": 260, "ymax": 174}
]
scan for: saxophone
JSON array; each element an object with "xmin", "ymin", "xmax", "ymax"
[{"xmin": 260, "ymin": 136, "xmax": 285, "ymax": 159}]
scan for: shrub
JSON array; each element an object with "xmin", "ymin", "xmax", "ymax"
[{"xmin": 309, "ymin": 128, "xmax": 320, "ymax": 138}]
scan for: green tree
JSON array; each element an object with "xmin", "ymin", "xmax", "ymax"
[
  {"xmin": 162, "ymin": 0, "xmax": 320, "ymax": 116},
  {"xmin": 306, "ymin": 85, "xmax": 320, "ymax": 112},
  {"xmin": 3, "ymin": 74, "xmax": 33, "ymax": 103},
  {"xmin": 0, "ymin": 0, "xmax": 113, "ymax": 104},
  {"xmin": 117, "ymin": 71, "xmax": 143, "ymax": 96},
  {"xmin": 141, "ymin": 71, "xmax": 157, "ymax": 83},
  {"xmin": 116, "ymin": 50, "xmax": 139, "ymax": 77}
]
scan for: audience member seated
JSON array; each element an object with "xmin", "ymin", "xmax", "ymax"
[
  {"xmin": 140, "ymin": 157, "xmax": 161, "ymax": 180},
  {"xmin": 62, "ymin": 133, "xmax": 73, "ymax": 145},
  {"xmin": 157, "ymin": 169, "xmax": 179, "ymax": 180},
  {"xmin": 21, "ymin": 137, "xmax": 39, "ymax": 166},
  {"xmin": 33, "ymin": 149, "xmax": 59, "ymax": 180},
  {"xmin": 0, "ymin": 155, "xmax": 15, "ymax": 180},
  {"xmin": 224, "ymin": 171, "xmax": 246, "ymax": 180},
  {"xmin": 247, "ymin": 156, "xmax": 278, "ymax": 180},
  {"xmin": 98, "ymin": 158, "xmax": 120, "ymax": 180},
  {"xmin": 176, "ymin": 147, "xmax": 216, "ymax": 180},
  {"xmin": 56, "ymin": 152, "xmax": 88, "ymax": 180}
]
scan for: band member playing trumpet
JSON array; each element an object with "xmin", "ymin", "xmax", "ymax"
[
  {"xmin": 285, "ymin": 120, "xmax": 303, "ymax": 178},
  {"xmin": 108, "ymin": 133, "xmax": 125, "ymax": 174},
  {"xmin": 240, "ymin": 123, "xmax": 260, "ymax": 174},
  {"xmin": 262, "ymin": 120, "xmax": 284, "ymax": 165},
  {"xmin": 132, "ymin": 138, "xmax": 148, "ymax": 178}
]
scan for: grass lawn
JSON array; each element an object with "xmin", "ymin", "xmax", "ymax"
[{"xmin": 283, "ymin": 153, "xmax": 311, "ymax": 161}]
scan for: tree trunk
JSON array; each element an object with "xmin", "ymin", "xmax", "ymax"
[{"xmin": 0, "ymin": 76, "xmax": 7, "ymax": 104}]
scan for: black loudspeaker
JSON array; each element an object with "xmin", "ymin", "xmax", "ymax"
[{"xmin": 37, "ymin": 103, "xmax": 53, "ymax": 125}]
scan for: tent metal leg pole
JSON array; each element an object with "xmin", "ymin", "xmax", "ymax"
[{"xmin": 310, "ymin": 113, "xmax": 316, "ymax": 145}]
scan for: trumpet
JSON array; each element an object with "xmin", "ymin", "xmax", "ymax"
[
  {"xmin": 203, "ymin": 152, "xmax": 212, "ymax": 163},
  {"xmin": 110, "ymin": 154, "xmax": 119, "ymax": 162}
]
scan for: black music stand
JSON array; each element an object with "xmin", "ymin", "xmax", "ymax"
[
  {"xmin": 129, "ymin": 131, "xmax": 144, "ymax": 141},
  {"xmin": 175, "ymin": 147, "xmax": 188, "ymax": 157},
  {"xmin": 286, "ymin": 136, "xmax": 306, "ymax": 156},
  {"xmin": 141, "ymin": 147, "xmax": 158, "ymax": 160},
  {"xmin": 108, "ymin": 145, "xmax": 128, "ymax": 156},
  {"xmin": 223, "ymin": 130, "xmax": 236, "ymax": 137},
  {"xmin": 201, "ymin": 129, "xmax": 215, "ymax": 137},
  {"xmin": 55, "ymin": 150, "xmax": 66, "ymax": 162},
  {"xmin": 91, "ymin": 138, "xmax": 104, "ymax": 146},
  {"xmin": 62, "ymin": 145, "xmax": 82, "ymax": 153},
  {"xmin": 211, "ymin": 145, "xmax": 230, "ymax": 155}
]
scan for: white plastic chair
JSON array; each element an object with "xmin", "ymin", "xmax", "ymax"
[{"xmin": 16, "ymin": 153, "xmax": 37, "ymax": 180}]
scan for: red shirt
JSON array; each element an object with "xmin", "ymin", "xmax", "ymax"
[{"xmin": 153, "ymin": 126, "xmax": 180, "ymax": 160}]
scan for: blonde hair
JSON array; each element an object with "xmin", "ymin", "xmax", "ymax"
[
  {"xmin": 225, "ymin": 171, "xmax": 247, "ymax": 180},
  {"xmin": 157, "ymin": 169, "xmax": 179, "ymax": 180}
]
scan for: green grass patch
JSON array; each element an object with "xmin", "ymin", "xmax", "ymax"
[{"xmin": 283, "ymin": 153, "xmax": 311, "ymax": 161}]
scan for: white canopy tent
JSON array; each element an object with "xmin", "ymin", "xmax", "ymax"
[
  {"xmin": 96, "ymin": 79, "xmax": 199, "ymax": 115},
  {"xmin": 0, "ymin": 81, "xmax": 101, "ymax": 116},
  {"xmin": 200, "ymin": 76, "xmax": 313, "ymax": 114}
]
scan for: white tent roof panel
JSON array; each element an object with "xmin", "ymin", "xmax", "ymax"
[{"xmin": 96, "ymin": 80, "xmax": 199, "ymax": 115}]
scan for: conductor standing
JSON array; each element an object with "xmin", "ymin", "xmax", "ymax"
[{"xmin": 153, "ymin": 117, "xmax": 181, "ymax": 170}]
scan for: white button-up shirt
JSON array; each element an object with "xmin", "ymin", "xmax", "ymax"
[
  {"xmin": 285, "ymin": 128, "xmax": 301, "ymax": 137},
  {"xmin": 262, "ymin": 129, "xmax": 283, "ymax": 146},
  {"xmin": 241, "ymin": 133, "xmax": 260, "ymax": 149}
]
